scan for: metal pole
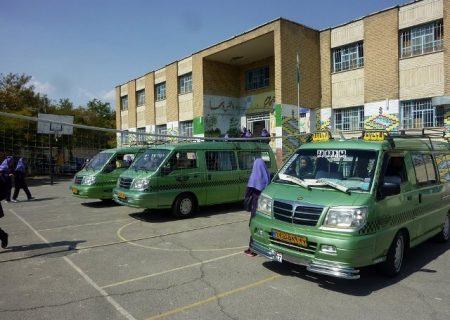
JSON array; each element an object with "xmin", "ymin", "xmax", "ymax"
[
  {"xmin": 49, "ymin": 133, "xmax": 53, "ymax": 185},
  {"xmin": 296, "ymin": 52, "xmax": 300, "ymax": 133}
]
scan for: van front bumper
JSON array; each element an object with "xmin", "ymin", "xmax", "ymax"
[
  {"xmin": 70, "ymin": 184, "xmax": 113, "ymax": 200},
  {"xmin": 112, "ymin": 188, "xmax": 159, "ymax": 208},
  {"xmin": 250, "ymin": 241, "xmax": 360, "ymax": 280}
]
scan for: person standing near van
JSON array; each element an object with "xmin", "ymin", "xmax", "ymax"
[
  {"xmin": 244, "ymin": 158, "xmax": 270, "ymax": 256},
  {"xmin": 0, "ymin": 174, "xmax": 9, "ymax": 248},
  {"xmin": 0, "ymin": 156, "xmax": 14, "ymax": 202},
  {"xmin": 12, "ymin": 158, "xmax": 34, "ymax": 202}
]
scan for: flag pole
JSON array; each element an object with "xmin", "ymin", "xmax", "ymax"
[{"xmin": 296, "ymin": 52, "xmax": 300, "ymax": 133}]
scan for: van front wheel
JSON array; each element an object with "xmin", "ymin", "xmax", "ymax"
[
  {"xmin": 434, "ymin": 213, "xmax": 450, "ymax": 243},
  {"xmin": 172, "ymin": 194, "xmax": 195, "ymax": 218},
  {"xmin": 378, "ymin": 231, "xmax": 405, "ymax": 277}
]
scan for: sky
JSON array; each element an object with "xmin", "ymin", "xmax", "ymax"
[{"xmin": 0, "ymin": 0, "xmax": 406, "ymax": 109}]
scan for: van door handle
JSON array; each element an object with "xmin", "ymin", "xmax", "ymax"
[
  {"xmin": 406, "ymin": 195, "xmax": 412, "ymax": 200},
  {"xmin": 176, "ymin": 176, "xmax": 189, "ymax": 182},
  {"xmin": 418, "ymin": 194, "xmax": 422, "ymax": 203},
  {"xmin": 208, "ymin": 174, "xmax": 211, "ymax": 180}
]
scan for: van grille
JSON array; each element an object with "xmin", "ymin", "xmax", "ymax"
[
  {"xmin": 74, "ymin": 176, "xmax": 83, "ymax": 185},
  {"xmin": 273, "ymin": 200, "xmax": 324, "ymax": 226},
  {"xmin": 119, "ymin": 177, "xmax": 133, "ymax": 189}
]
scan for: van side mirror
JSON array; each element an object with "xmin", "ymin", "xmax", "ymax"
[{"xmin": 379, "ymin": 182, "xmax": 401, "ymax": 198}]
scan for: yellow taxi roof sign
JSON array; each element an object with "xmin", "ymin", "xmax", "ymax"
[
  {"xmin": 311, "ymin": 131, "xmax": 333, "ymax": 142},
  {"xmin": 362, "ymin": 130, "xmax": 387, "ymax": 141}
]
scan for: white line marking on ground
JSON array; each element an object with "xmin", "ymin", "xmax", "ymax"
[
  {"xmin": 102, "ymin": 251, "xmax": 242, "ymax": 289},
  {"xmin": 116, "ymin": 220, "xmax": 248, "ymax": 252},
  {"xmin": 9, "ymin": 209, "xmax": 137, "ymax": 320},
  {"xmin": 37, "ymin": 218, "xmax": 131, "ymax": 232}
]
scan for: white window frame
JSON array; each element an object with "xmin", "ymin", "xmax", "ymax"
[
  {"xmin": 400, "ymin": 99, "xmax": 444, "ymax": 129},
  {"xmin": 136, "ymin": 89, "xmax": 145, "ymax": 107},
  {"xmin": 179, "ymin": 120, "xmax": 193, "ymax": 137},
  {"xmin": 120, "ymin": 95, "xmax": 128, "ymax": 111},
  {"xmin": 333, "ymin": 42, "xmax": 364, "ymax": 73},
  {"xmin": 136, "ymin": 127, "xmax": 146, "ymax": 143},
  {"xmin": 155, "ymin": 82, "xmax": 166, "ymax": 101},
  {"xmin": 334, "ymin": 106, "xmax": 364, "ymax": 131},
  {"xmin": 400, "ymin": 20, "xmax": 443, "ymax": 58},
  {"xmin": 179, "ymin": 73, "xmax": 192, "ymax": 95}
]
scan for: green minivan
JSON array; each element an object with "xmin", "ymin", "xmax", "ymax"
[
  {"xmin": 112, "ymin": 141, "xmax": 278, "ymax": 218},
  {"xmin": 250, "ymin": 130, "xmax": 449, "ymax": 279},
  {"xmin": 70, "ymin": 146, "xmax": 145, "ymax": 200}
]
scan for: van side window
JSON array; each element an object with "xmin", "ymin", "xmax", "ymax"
[
  {"xmin": 435, "ymin": 153, "xmax": 450, "ymax": 182},
  {"xmin": 238, "ymin": 151, "xmax": 271, "ymax": 169},
  {"xmin": 384, "ymin": 156, "xmax": 407, "ymax": 184},
  {"xmin": 412, "ymin": 153, "xmax": 437, "ymax": 184},
  {"xmin": 206, "ymin": 151, "xmax": 237, "ymax": 171},
  {"xmin": 175, "ymin": 151, "xmax": 197, "ymax": 169}
]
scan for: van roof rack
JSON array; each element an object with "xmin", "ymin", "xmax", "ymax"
[{"xmin": 389, "ymin": 128, "xmax": 448, "ymax": 150}]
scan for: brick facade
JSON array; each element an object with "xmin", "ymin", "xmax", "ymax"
[
  {"xmin": 165, "ymin": 63, "xmax": 179, "ymax": 122},
  {"xmin": 320, "ymin": 30, "xmax": 332, "ymax": 108},
  {"xmin": 364, "ymin": 8, "xmax": 399, "ymax": 102},
  {"xmin": 144, "ymin": 72, "xmax": 155, "ymax": 125},
  {"xmin": 127, "ymin": 80, "xmax": 136, "ymax": 128}
]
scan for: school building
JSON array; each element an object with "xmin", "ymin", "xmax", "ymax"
[{"xmin": 115, "ymin": 0, "xmax": 450, "ymax": 159}]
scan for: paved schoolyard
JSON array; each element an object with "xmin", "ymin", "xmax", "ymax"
[{"xmin": 0, "ymin": 178, "xmax": 449, "ymax": 320}]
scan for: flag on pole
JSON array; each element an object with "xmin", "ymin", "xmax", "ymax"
[{"xmin": 296, "ymin": 53, "xmax": 300, "ymax": 84}]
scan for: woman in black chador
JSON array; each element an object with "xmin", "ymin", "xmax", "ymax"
[{"xmin": 12, "ymin": 158, "xmax": 34, "ymax": 201}]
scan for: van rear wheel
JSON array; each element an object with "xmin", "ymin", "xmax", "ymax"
[
  {"xmin": 172, "ymin": 194, "xmax": 195, "ymax": 218},
  {"xmin": 434, "ymin": 213, "xmax": 450, "ymax": 243},
  {"xmin": 378, "ymin": 231, "xmax": 405, "ymax": 277}
]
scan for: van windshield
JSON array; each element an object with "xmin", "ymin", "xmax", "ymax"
[
  {"xmin": 275, "ymin": 149, "xmax": 378, "ymax": 192},
  {"xmin": 131, "ymin": 149, "xmax": 170, "ymax": 171},
  {"xmin": 85, "ymin": 153, "xmax": 114, "ymax": 171}
]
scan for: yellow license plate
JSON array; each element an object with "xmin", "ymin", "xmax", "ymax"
[
  {"xmin": 117, "ymin": 192, "xmax": 126, "ymax": 199},
  {"xmin": 272, "ymin": 230, "xmax": 308, "ymax": 247},
  {"xmin": 71, "ymin": 187, "xmax": 78, "ymax": 194}
]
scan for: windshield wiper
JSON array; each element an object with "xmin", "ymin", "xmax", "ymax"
[
  {"xmin": 278, "ymin": 173, "xmax": 311, "ymax": 190},
  {"xmin": 317, "ymin": 179, "xmax": 350, "ymax": 194}
]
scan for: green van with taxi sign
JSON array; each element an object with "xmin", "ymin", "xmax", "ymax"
[
  {"xmin": 250, "ymin": 130, "xmax": 449, "ymax": 279},
  {"xmin": 112, "ymin": 141, "xmax": 277, "ymax": 218},
  {"xmin": 70, "ymin": 146, "xmax": 145, "ymax": 200}
]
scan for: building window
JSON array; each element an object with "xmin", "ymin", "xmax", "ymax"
[
  {"xmin": 245, "ymin": 66, "xmax": 269, "ymax": 90},
  {"xmin": 180, "ymin": 121, "xmax": 193, "ymax": 137},
  {"xmin": 136, "ymin": 127, "xmax": 146, "ymax": 143},
  {"xmin": 332, "ymin": 42, "xmax": 364, "ymax": 73},
  {"xmin": 120, "ymin": 95, "xmax": 128, "ymax": 111},
  {"xmin": 136, "ymin": 89, "xmax": 145, "ymax": 107},
  {"xmin": 334, "ymin": 106, "xmax": 364, "ymax": 131},
  {"xmin": 400, "ymin": 20, "xmax": 443, "ymax": 58},
  {"xmin": 155, "ymin": 124, "xmax": 167, "ymax": 142},
  {"xmin": 155, "ymin": 82, "xmax": 166, "ymax": 101},
  {"xmin": 179, "ymin": 73, "xmax": 192, "ymax": 95},
  {"xmin": 401, "ymin": 99, "xmax": 444, "ymax": 129},
  {"xmin": 121, "ymin": 130, "xmax": 129, "ymax": 145}
]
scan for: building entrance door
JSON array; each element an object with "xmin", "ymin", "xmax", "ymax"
[{"xmin": 247, "ymin": 113, "xmax": 269, "ymax": 137}]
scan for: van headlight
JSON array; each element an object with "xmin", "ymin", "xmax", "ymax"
[
  {"xmin": 131, "ymin": 178, "xmax": 149, "ymax": 190},
  {"xmin": 81, "ymin": 176, "xmax": 96, "ymax": 185},
  {"xmin": 323, "ymin": 206, "xmax": 367, "ymax": 230},
  {"xmin": 257, "ymin": 194, "xmax": 273, "ymax": 217}
]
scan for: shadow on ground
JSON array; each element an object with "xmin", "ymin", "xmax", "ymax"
[
  {"xmin": 81, "ymin": 199, "xmax": 120, "ymax": 208},
  {"xmin": 129, "ymin": 202, "xmax": 247, "ymax": 223},
  {"xmin": 28, "ymin": 176, "xmax": 74, "ymax": 187},
  {"xmin": 262, "ymin": 239, "xmax": 450, "ymax": 295},
  {"xmin": 0, "ymin": 240, "xmax": 86, "ymax": 262}
]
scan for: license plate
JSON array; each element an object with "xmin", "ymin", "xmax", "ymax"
[
  {"xmin": 117, "ymin": 192, "xmax": 126, "ymax": 199},
  {"xmin": 272, "ymin": 230, "xmax": 308, "ymax": 247},
  {"xmin": 71, "ymin": 187, "xmax": 78, "ymax": 194}
]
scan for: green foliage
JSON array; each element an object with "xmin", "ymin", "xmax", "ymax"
[{"xmin": 0, "ymin": 72, "xmax": 117, "ymax": 147}]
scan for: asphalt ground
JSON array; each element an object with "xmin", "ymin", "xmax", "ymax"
[{"xmin": 0, "ymin": 177, "xmax": 449, "ymax": 320}]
